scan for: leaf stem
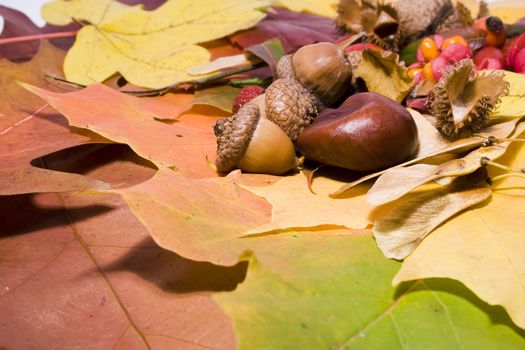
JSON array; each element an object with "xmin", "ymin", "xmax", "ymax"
[
  {"xmin": 481, "ymin": 158, "xmax": 525, "ymax": 174},
  {"xmin": 490, "ymin": 173, "xmax": 525, "ymax": 183},
  {"xmin": 0, "ymin": 31, "xmax": 78, "ymax": 46}
]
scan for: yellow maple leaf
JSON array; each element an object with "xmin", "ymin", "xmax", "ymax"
[
  {"xmin": 273, "ymin": 0, "xmax": 338, "ymax": 18},
  {"xmin": 41, "ymin": 0, "xmax": 142, "ymax": 26},
  {"xmin": 238, "ymin": 172, "xmax": 374, "ymax": 235},
  {"xmin": 42, "ymin": 0, "xmax": 268, "ymax": 88},
  {"xmin": 393, "ymin": 124, "xmax": 525, "ymax": 329}
]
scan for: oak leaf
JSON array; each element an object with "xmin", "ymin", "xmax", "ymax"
[
  {"xmin": 42, "ymin": 0, "xmax": 268, "ymax": 88},
  {"xmin": 394, "ymin": 126, "xmax": 525, "ymax": 330}
]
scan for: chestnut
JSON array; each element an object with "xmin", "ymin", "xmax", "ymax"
[{"xmin": 296, "ymin": 92, "xmax": 419, "ymax": 172}]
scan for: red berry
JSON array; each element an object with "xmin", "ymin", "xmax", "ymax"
[
  {"xmin": 474, "ymin": 47, "xmax": 505, "ymax": 68},
  {"xmin": 477, "ymin": 58, "xmax": 503, "ymax": 70},
  {"xmin": 440, "ymin": 43, "xmax": 473, "ymax": 64},
  {"xmin": 506, "ymin": 33, "xmax": 525, "ymax": 71},
  {"xmin": 431, "ymin": 56, "xmax": 449, "ymax": 81},
  {"xmin": 514, "ymin": 48, "xmax": 525, "ymax": 73},
  {"xmin": 232, "ymin": 85, "xmax": 265, "ymax": 113}
]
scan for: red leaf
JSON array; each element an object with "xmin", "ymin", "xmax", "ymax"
[{"xmin": 230, "ymin": 7, "xmax": 342, "ymax": 54}]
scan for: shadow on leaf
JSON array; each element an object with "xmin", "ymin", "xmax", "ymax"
[
  {"xmin": 396, "ymin": 278, "xmax": 525, "ymax": 336},
  {"xmin": 102, "ymin": 238, "xmax": 248, "ymax": 293}
]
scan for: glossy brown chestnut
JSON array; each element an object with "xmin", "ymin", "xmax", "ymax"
[{"xmin": 296, "ymin": 92, "xmax": 419, "ymax": 172}]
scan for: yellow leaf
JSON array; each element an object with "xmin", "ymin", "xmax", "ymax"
[
  {"xmin": 492, "ymin": 71, "xmax": 525, "ymax": 118},
  {"xmin": 41, "ymin": 0, "xmax": 142, "ymax": 26},
  {"xmin": 394, "ymin": 126, "xmax": 525, "ymax": 329},
  {"xmin": 273, "ymin": 0, "xmax": 338, "ymax": 18},
  {"xmin": 42, "ymin": 0, "xmax": 268, "ymax": 88},
  {"xmin": 238, "ymin": 172, "xmax": 374, "ymax": 235}
]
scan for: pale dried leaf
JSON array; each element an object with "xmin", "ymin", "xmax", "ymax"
[
  {"xmin": 332, "ymin": 119, "xmax": 520, "ymax": 198},
  {"xmin": 373, "ymin": 176, "xmax": 491, "ymax": 259}
]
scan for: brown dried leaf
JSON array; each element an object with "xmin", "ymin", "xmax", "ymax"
[
  {"xmin": 366, "ymin": 120, "xmax": 525, "ymax": 206},
  {"xmin": 354, "ymin": 49, "xmax": 413, "ymax": 102},
  {"xmin": 330, "ymin": 118, "xmax": 520, "ymax": 197},
  {"xmin": 372, "ymin": 174, "xmax": 491, "ymax": 259}
]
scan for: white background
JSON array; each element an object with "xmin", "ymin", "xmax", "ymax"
[{"xmin": 0, "ymin": 0, "xmax": 50, "ymax": 31}]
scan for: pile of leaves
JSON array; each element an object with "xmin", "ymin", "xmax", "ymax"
[{"xmin": 1, "ymin": 0, "xmax": 525, "ymax": 349}]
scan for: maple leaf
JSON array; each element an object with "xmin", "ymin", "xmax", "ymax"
[
  {"xmin": 0, "ymin": 148, "xmax": 240, "ymax": 349},
  {"xmin": 0, "ymin": 42, "xmax": 111, "ymax": 195},
  {"xmin": 24, "ymin": 83, "xmax": 220, "ymax": 178},
  {"xmin": 273, "ymin": 0, "xmax": 338, "ymax": 18},
  {"xmin": 394, "ymin": 126, "xmax": 525, "ymax": 330},
  {"xmin": 230, "ymin": 7, "xmax": 341, "ymax": 53},
  {"xmin": 215, "ymin": 235, "xmax": 525, "ymax": 349},
  {"xmin": 42, "ymin": 0, "xmax": 269, "ymax": 88},
  {"xmin": 238, "ymin": 172, "xmax": 374, "ymax": 235}
]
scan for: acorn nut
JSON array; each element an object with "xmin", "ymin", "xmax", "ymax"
[
  {"xmin": 214, "ymin": 102, "xmax": 297, "ymax": 175},
  {"xmin": 297, "ymin": 92, "xmax": 419, "ymax": 172},
  {"xmin": 291, "ymin": 42, "xmax": 352, "ymax": 105}
]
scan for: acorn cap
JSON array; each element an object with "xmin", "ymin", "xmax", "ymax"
[
  {"xmin": 276, "ymin": 54, "xmax": 295, "ymax": 80},
  {"xmin": 265, "ymin": 78, "xmax": 323, "ymax": 141},
  {"xmin": 214, "ymin": 103, "xmax": 261, "ymax": 173}
]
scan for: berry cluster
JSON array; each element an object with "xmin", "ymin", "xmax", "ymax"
[{"xmin": 409, "ymin": 15, "xmax": 525, "ymax": 83}]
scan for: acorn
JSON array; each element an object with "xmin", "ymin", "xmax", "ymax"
[
  {"xmin": 297, "ymin": 92, "xmax": 419, "ymax": 172},
  {"xmin": 276, "ymin": 54, "xmax": 295, "ymax": 80},
  {"xmin": 291, "ymin": 42, "xmax": 352, "ymax": 105},
  {"xmin": 214, "ymin": 102, "xmax": 297, "ymax": 175},
  {"xmin": 264, "ymin": 78, "xmax": 322, "ymax": 141}
]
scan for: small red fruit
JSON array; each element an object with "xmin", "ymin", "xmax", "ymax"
[
  {"xmin": 474, "ymin": 47, "xmax": 505, "ymax": 68},
  {"xmin": 506, "ymin": 33, "xmax": 525, "ymax": 72},
  {"xmin": 232, "ymin": 86, "xmax": 265, "ymax": 114},
  {"xmin": 473, "ymin": 16, "xmax": 507, "ymax": 48},
  {"xmin": 514, "ymin": 48, "xmax": 525, "ymax": 73},
  {"xmin": 431, "ymin": 56, "xmax": 449, "ymax": 81},
  {"xmin": 477, "ymin": 58, "xmax": 503, "ymax": 70},
  {"xmin": 440, "ymin": 43, "xmax": 473, "ymax": 64}
]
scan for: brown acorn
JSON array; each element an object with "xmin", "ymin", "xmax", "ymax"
[
  {"xmin": 297, "ymin": 92, "xmax": 419, "ymax": 172},
  {"xmin": 291, "ymin": 42, "xmax": 352, "ymax": 105},
  {"xmin": 276, "ymin": 54, "xmax": 295, "ymax": 80},
  {"xmin": 214, "ymin": 102, "xmax": 297, "ymax": 175}
]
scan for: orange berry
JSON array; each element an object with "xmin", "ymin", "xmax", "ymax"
[
  {"xmin": 420, "ymin": 38, "xmax": 440, "ymax": 62},
  {"xmin": 408, "ymin": 67, "xmax": 423, "ymax": 79},
  {"xmin": 423, "ymin": 62, "xmax": 436, "ymax": 83},
  {"xmin": 442, "ymin": 36, "xmax": 468, "ymax": 49}
]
